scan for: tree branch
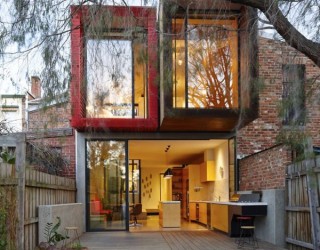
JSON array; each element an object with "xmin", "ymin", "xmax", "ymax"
[{"xmin": 228, "ymin": 0, "xmax": 320, "ymax": 67}]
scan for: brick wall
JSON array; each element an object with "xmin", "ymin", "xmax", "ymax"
[
  {"xmin": 237, "ymin": 37, "xmax": 320, "ymax": 190},
  {"xmin": 28, "ymin": 102, "xmax": 71, "ymax": 131},
  {"xmin": 239, "ymin": 145, "xmax": 291, "ymax": 190},
  {"xmin": 27, "ymin": 102, "xmax": 75, "ymax": 178}
]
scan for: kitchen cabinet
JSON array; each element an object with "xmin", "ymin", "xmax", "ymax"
[
  {"xmin": 198, "ymin": 203, "xmax": 207, "ymax": 225},
  {"xmin": 172, "ymin": 168, "xmax": 183, "ymax": 201},
  {"xmin": 189, "ymin": 202, "xmax": 197, "ymax": 221},
  {"xmin": 200, "ymin": 160, "xmax": 215, "ymax": 182},
  {"xmin": 211, "ymin": 203, "xmax": 229, "ymax": 233},
  {"xmin": 159, "ymin": 201, "xmax": 181, "ymax": 227}
]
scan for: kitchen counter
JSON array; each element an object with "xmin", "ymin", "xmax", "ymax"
[
  {"xmin": 159, "ymin": 201, "xmax": 181, "ymax": 228},
  {"xmin": 189, "ymin": 201, "xmax": 267, "ymax": 206},
  {"xmin": 189, "ymin": 201, "xmax": 267, "ymax": 236}
]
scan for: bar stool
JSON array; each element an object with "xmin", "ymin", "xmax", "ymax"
[
  {"xmin": 63, "ymin": 226, "xmax": 80, "ymax": 247},
  {"xmin": 235, "ymin": 217, "xmax": 252, "ymax": 245},
  {"xmin": 236, "ymin": 217, "xmax": 258, "ymax": 249}
]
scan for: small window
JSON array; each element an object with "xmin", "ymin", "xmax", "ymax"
[{"xmin": 282, "ymin": 64, "xmax": 305, "ymax": 126}]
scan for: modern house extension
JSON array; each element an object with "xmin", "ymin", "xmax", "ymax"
[{"xmin": 69, "ymin": 0, "xmax": 275, "ymax": 244}]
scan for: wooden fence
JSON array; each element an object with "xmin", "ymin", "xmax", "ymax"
[
  {"xmin": 286, "ymin": 156, "xmax": 320, "ymax": 250},
  {"xmin": 0, "ymin": 134, "xmax": 76, "ymax": 250}
]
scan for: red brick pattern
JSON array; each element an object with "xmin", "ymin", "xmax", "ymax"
[
  {"xmin": 237, "ymin": 37, "xmax": 320, "ymax": 190},
  {"xmin": 27, "ymin": 102, "xmax": 75, "ymax": 178},
  {"xmin": 239, "ymin": 145, "xmax": 291, "ymax": 190}
]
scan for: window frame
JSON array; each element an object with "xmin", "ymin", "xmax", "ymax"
[{"xmin": 171, "ymin": 14, "xmax": 239, "ymax": 109}]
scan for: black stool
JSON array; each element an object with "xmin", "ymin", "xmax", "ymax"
[{"xmin": 236, "ymin": 217, "xmax": 258, "ymax": 249}]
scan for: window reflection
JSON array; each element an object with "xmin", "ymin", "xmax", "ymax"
[
  {"xmin": 172, "ymin": 18, "xmax": 239, "ymax": 109},
  {"xmin": 87, "ymin": 140, "xmax": 127, "ymax": 231},
  {"xmin": 86, "ymin": 34, "xmax": 147, "ymax": 118}
]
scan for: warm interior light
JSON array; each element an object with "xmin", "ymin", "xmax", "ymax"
[
  {"xmin": 163, "ymin": 168, "xmax": 173, "ymax": 179},
  {"xmin": 177, "ymin": 59, "xmax": 183, "ymax": 66}
]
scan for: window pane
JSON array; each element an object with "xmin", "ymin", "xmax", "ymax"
[
  {"xmin": 87, "ymin": 140, "xmax": 127, "ymax": 231},
  {"xmin": 282, "ymin": 64, "xmax": 305, "ymax": 125},
  {"xmin": 133, "ymin": 39, "xmax": 148, "ymax": 118},
  {"xmin": 172, "ymin": 18, "xmax": 238, "ymax": 109},
  {"xmin": 86, "ymin": 39, "xmax": 133, "ymax": 118}
]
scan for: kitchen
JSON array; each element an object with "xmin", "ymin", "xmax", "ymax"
[{"xmin": 128, "ymin": 139, "xmax": 267, "ymax": 236}]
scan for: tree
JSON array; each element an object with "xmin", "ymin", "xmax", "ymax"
[
  {"xmin": 228, "ymin": 0, "xmax": 320, "ymax": 67},
  {"xmin": 0, "ymin": 0, "xmax": 319, "ymax": 94}
]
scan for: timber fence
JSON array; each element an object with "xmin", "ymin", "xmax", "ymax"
[
  {"xmin": 286, "ymin": 155, "xmax": 320, "ymax": 250},
  {"xmin": 0, "ymin": 134, "xmax": 76, "ymax": 250}
]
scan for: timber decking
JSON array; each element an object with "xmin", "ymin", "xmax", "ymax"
[{"xmin": 79, "ymin": 230, "xmax": 287, "ymax": 250}]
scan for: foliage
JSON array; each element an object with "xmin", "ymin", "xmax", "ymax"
[
  {"xmin": 43, "ymin": 217, "xmax": 68, "ymax": 245},
  {"xmin": 0, "ymin": 120, "xmax": 14, "ymax": 135},
  {"xmin": 0, "ymin": 186, "xmax": 17, "ymax": 250},
  {"xmin": 0, "ymin": 206, "xmax": 8, "ymax": 249},
  {"xmin": 0, "ymin": 150, "xmax": 16, "ymax": 164},
  {"xmin": 0, "ymin": 0, "xmax": 318, "ymax": 97},
  {"xmin": 26, "ymin": 141, "xmax": 69, "ymax": 176},
  {"xmin": 67, "ymin": 242, "xmax": 84, "ymax": 249}
]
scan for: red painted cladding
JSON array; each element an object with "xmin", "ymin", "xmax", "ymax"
[{"xmin": 70, "ymin": 6, "xmax": 158, "ymax": 132}]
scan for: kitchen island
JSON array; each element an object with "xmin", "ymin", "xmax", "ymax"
[
  {"xmin": 159, "ymin": 201, "xmax": 181, "ymax": 228},
  {"xmin": 189, "ymin": 201, "xmax": 267, "ymax": 236}
]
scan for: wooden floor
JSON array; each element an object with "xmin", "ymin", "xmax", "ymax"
[{"xmin": 79, "ymin": 216, "xmax": 287, "ymax": 250}]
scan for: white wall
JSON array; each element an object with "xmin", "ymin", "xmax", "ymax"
[{"xmin": 141, "ymin": 166, "xmax": 167, "ymax": 209}]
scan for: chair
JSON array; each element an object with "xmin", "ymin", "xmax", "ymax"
[
  {"xmin": 236, "ymin": 216, "xmax": 259, "ymax": 248},
  {"xmin": 130, "ymin": 203, "xmax": 142, "ymax": 227}
]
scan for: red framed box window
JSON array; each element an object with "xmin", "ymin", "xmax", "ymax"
[{"xmin": 70, "ymin": 6, "xmax": 158, "ymax": 131}]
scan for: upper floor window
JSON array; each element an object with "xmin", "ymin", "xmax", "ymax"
[
  {"xmin": 282, "ymin": 64, "xmax": 305, "ymax": 126},
  {"xmin": 86, "ymin": 31, "xmax": 148, "ymax": 119},
  {"xmin": 172, "ymin": 16, "xmax": 238, "ymax": 109}
]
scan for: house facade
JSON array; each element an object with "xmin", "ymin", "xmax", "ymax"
[
  {"xmin": 70, "ymin": 0, "xmax": 260, "ymax": 234},
  {"xmin": 68, "ymin": 1, "xmax": 319, "ymax": 247}
]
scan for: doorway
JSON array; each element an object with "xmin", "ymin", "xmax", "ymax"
[{"xmin": 82, "ymin": 136, "xmax": 236, "ymax": 232}]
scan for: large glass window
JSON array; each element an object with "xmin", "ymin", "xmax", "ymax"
[
  {"xmin": 86, "ymin": 140, "xmax": 127, "ymax": 231},
  {"xmin": 86, "ymin": 33, "xmax": 148, "ymax": 119},
  {"xmin": 172, "ymin": 18, "xmax": 239, "ymax": 109}
]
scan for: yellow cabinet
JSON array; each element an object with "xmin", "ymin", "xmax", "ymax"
[
  {"xmin": 198, "ymin": 203, "xmax": 207, "ymax": 225},
  {"xmin": 211, "ymin": 204, "xmax": 229, "ymax": 233},
  {"xmin": 189, "ymin": 202, "xmax": 197, "ymax": 221},
  {"xmin": 200, "ymin": 161, "xmax": 215, "ymax": 182}
]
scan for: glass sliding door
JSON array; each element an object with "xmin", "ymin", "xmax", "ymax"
[{"xmin": 86, "ymin": 140, "xmax": 128, "ymax": 231}]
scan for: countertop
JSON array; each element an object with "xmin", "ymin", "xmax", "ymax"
[
  {"xmin": 160, "ymin": 201, "xmax": 181, "ymax": 204},
  {"xmin": 189, "ymin": 201, "xmax": 267, "ymax": 206}
]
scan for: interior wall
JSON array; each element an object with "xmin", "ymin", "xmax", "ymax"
[
  {"xmin": 210, "ymin": 141, "xmax": 229, "ymax": 201},
  {"xmin": 141, "ymin": 167, "xmax": 167, "ymax": 210}
]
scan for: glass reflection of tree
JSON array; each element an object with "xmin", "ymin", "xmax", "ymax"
[
  {"xmin": 88, "ymin": 141, "xmax": 125, "ymax": 208},
  {"xmin": 188, "ymin": 26, "xmax": 234, "ymax": 108},
  {"xmin": 86, "ymin": 39, "xmax": 132, "ymax": 118}
]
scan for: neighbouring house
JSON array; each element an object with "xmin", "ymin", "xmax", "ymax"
[
  {"xmin": 236, "ymin": 36, "xmax": 320, "ymax": 246},
  {"xmin": 0, "ymin": 94, "xmax": 26, "ymax": 133},
  {"xmin": 26, "ymin": 76, "xmax": 76, "ymax": 178}
]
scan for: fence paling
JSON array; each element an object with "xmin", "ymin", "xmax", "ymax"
[
  {"xmin": 286, "ymin": 157, "xmax": 320, "ymax": 250},
  {"xmin": 0, "ymin": 163, "xmax": 76, "ymax": 250}
]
